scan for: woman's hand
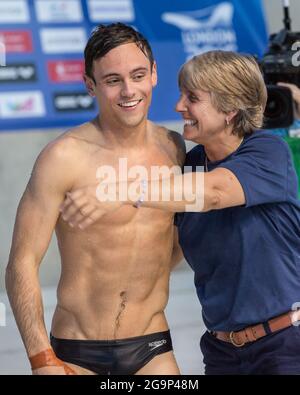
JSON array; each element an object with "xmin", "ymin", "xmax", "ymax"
[
  {"xmin": 277, "ymin": 82, "xmax": 300, "ymax": 118},
  {"xmin": 60, "ymin": 183, "xmax": 123, "ymax": 230}
]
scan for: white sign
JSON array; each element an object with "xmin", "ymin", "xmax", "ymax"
[
  {"xmin": 35, "ymin": 0, "xmax": 83, "ymax": 23},
  {"xmin": 87, "ymin": 0, "xmax": 135, "ymax": 22},
  {"xmin": 0, "ymin": 91, "xmax": 46, "ymax": 118},
  {"xmin": 40, "ymin": 28, "xmax": 87, "ymax": 54},
  {"xmin": 0, "ymin": 0, "xmax": 29, "ymax": 23}
]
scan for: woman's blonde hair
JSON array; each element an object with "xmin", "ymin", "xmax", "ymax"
[{"xmin": 178, "ymin": 50, "xmax": 267, "ymax": 136}]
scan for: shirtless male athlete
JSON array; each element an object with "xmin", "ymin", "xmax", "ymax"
[{"xmin": 5, "ymin": 23, "xmax": 185, "ymax": 375}]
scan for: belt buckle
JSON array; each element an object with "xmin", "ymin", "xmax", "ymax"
[{"xmin": 229, "ymin": 331, "xmax": 245, "ymax": 347}]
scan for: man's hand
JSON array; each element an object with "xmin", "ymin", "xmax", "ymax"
[{"xmin": 60, "ymin": 183, "xmax": 123, "ymax": 229}]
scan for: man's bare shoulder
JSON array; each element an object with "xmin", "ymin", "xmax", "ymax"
[
  {"xmin": 153, "ymin": 123, "xmax": 186, "ymax": 166},
  {"xmin": 31, "ymin": 122, "xmax": 96, "ymax": 190},
  {"xmin": 37, "ymin": 121, "xmax": 96, "ymax": 165},
  {"xmin": 36, "ymin": 133, "xmax": 81, "ymax": 168},
  {"xmin": 63, "ymin": 120, "xmax": 101, "ymax": 145}
]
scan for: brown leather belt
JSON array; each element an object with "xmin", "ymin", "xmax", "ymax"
[{"xmin": 211, "ymin": 310, "xmax": 300, "ymax": 347}]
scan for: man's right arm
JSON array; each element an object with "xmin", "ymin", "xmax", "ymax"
[{"xmin": 5, "ymin": 138, "xmax": 76, "ymax": 374}]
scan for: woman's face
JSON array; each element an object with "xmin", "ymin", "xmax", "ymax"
[{"xmin": 176, "ymin": 88, "xmax": 227, "ymax": 144}]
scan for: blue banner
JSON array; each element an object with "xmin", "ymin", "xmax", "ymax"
[{"xmin": 0, "ymin": 0, "xmax": 268, "ymax": 131}]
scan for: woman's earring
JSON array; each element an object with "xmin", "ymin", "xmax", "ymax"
[{"xmin": 225, "ymin": 118, "xmax": 230, "ymax": 126}]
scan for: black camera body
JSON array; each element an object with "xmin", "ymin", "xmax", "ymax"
[
  {"xmin": 260, "ymin": 8, "xmax": 300, "ymax": 129},
  {"xmin": 260, "ymin": 29, "xmax": 300, "ymax": 129},
  {"xmin": 262, "ymin": 30, "xmax": 300, "ymax": 85}
]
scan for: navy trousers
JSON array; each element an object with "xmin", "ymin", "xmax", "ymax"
[{"xmin": 200, "ymin": 326, "xmax": 300, "ymax": 375}]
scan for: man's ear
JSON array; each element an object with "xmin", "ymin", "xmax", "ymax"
[
  {"xmin": 151, "ymin": 61, "xmax": 158, "ymax": 88},
  {"xmin": 83, "ymin": 74, "xmax": 96, "ymax": 97}
]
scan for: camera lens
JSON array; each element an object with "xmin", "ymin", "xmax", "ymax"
[
  {"xmin": 263, "ymin": 85, "xmax": 294, "ymax": 128},
  {"xmin": 265, "ymin": 90, "xmax": 287, "ymax": 118}
]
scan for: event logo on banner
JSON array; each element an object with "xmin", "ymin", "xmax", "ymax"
[
  {"xmin": 162, "ymin": 2, "xmax": 237, "ymax": 60},
  {"xmin": 0, "ymin": 91, "xmax": 45, "ymax": 118},
  {"xmin": 35, "ymin": 0, "xmax": 83, "ymax": 23}
]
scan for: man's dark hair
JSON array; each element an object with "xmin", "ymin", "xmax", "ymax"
[{"xmin": 84, "ymin": 23, "xmax": 154, "ymax": 82}]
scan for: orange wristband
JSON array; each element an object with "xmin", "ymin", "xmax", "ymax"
[{"xmin": 29, "ymin": 349, "xmax": 76, "ymax": 375}]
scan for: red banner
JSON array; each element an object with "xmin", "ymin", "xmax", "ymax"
[
  {"xmin": 47, "ymin": 60, "xmax": 84, "ymax": 83},
  {"xmin": 0, "ymin": 31, "xmax": 33, "ymax": 53}
]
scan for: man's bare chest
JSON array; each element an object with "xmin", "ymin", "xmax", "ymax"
[{"xmin": 73, "ymin": 143, "xmax": 180, "ymax": 187}]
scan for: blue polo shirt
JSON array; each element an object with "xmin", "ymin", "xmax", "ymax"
[{"xmin": 175, "ymin": 131, "xmax": 300, "ymax": 331}]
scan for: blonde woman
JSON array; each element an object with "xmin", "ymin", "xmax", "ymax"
[{"xmin": 61, "ymin": 51, "xmax": 300, "ymax": 375}]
